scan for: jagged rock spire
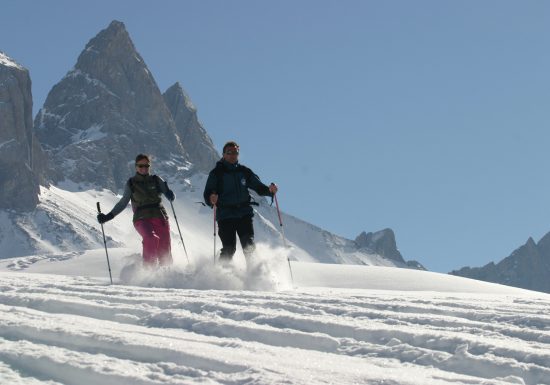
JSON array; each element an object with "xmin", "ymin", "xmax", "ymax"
[
  {"xmin": 163, "ymin": 82, "xmax": 219, "ymax": 173},
  {"xmin": 451, "ymin": 233, "xmax": 550, "ymax": 293},
  {"xmin": 34, "ymin": 20, "xmax": 189, "ymax": 191},
  {"xmin": 355, "ymin": 228, "xmax": 405, "ymax": 263}
]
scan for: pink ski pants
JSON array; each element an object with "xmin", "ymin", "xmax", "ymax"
[{"xmin": 134, "ymin": 217, "xmax": 172, "ymax": 266}]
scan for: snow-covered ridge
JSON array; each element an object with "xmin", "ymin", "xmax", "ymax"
[
  {"xmin": 0, "ymin": 51, "xmax": 23, "ymax": 69},
  {"xmin": 0, "ymin": 185, "xmax": 132, "ymax": 259},
  {"xmin": 0, "ymin": 173, "xmax": 412, "ymax": 267}
]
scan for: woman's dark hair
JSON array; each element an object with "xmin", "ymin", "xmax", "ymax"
[
  {"xmin": 223, "ymin": 141, "xmax": 239, "ymax": 154},
  {"xmin": 135, "ymin": 154, "xmax": 151, "ymax": 164}
]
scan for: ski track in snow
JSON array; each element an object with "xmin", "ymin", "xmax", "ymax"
[{"xmin": 0, "ymin": 272, "xmax": 549, "ymax": 385}]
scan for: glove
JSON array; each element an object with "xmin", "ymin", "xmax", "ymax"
[
  {"xmin": 97, "ymin": 212, "xmax": 114, "ymax": 224},
  {"xmin": 165, "ymin": 189, "xmax": 175, "ymax": 201},
  {"xmin": 269, "ymin": 183, "xmax": 278, "ymax": 195}
]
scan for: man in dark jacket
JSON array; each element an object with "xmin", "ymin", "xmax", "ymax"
[{"xmin": 203, "ymin": 141, "xmax": 278, "ymax": 261}]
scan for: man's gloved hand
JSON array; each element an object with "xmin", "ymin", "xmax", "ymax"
[
  {"xmin": 269, "ymin": 183, "xmax": 278, "ymax": 195},
  {"xmin": 210, "ymin": 193, "xmax": 218, "ymax": 206},
  {"xmin": 165, "ymin": 190, "xmax": 175, "ymax": 202},
  {"xmin": 97, "ymin": 212, "xmax": 114, "ymax": 224}
]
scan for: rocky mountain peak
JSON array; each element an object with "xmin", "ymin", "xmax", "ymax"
[
  {"xmin": 163, "ymin": 82, "xmax": 219, "ymax": 173},
  {"xmin": 165, "ymin": 82, "xmax": 194, "ymax": 110},
  {"xmin": 510, "ymin": 237, "xmax": 538, "ymax": 259},
  {"xmin": 34, "ymin": 21, "xmax": 190, "ymax": 191},
  {"xmin": 451, "ymin": 232, "xmax": 550, "ymax": 293},
  {"xmin": 84, "ymin": 20, "xmax": 129, "ymax": 48},
  {"xmin": 536, "ymin": 232, "xmax": 550, "ymax": 258},
  {"xmin": 0, "ymin": 52, "xmax": 48, "ymax": 210},
  {"xmin": 525, "ymin": 237, "xmax": 536, "ymax": 248},
  {"xmin": 355, "ymin": 228, "xmax": 405, "ymax": 263},
  {"xmin": 75, "ymin": 20, "xmax": 143, "ymax": 83}
]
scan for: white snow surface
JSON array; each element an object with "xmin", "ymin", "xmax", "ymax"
[
  {"xmin": 1, "ymin": 249, "xmax": 549, "ymax": 384},
  {"xmin": 1, "ymin": 177, "xmax": 549, "ymax": 384}
]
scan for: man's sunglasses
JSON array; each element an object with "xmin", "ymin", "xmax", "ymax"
[
  {"xmin": 225, "ymin": 150, "xmax": 239, "ymax": 155},
  {"xmin": 136, "ymin": 164, "xmax": 150, "ymax": 168}
]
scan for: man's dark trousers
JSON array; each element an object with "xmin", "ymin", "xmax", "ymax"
[{"xmin": 218, "ymin": 215, "xmax": 255, "ymax": 259}]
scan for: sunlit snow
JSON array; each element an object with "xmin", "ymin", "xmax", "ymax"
[{"xmin": 0, "ymin": 178, "xmax": 549, "ymax": 384}]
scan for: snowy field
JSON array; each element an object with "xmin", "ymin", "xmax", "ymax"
[{"xmin": 1, "ymin": 248, "xmax": 549, "ymax": 385}]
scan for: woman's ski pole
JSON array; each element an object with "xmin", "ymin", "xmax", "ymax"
[
  {"xmin": 96, "ymin": 202, "xmax": 113, "ymax": 284},
  {"xmin": 273, "ymin": 190, "xmax": 294, "ymax": 285},
  {"xmin": 165, "ymin": 182, "xmax": 190, "ymax": 264},
  {"xmin": 169, "ymin": 200, "xmax": 190, "ymax": 264}
]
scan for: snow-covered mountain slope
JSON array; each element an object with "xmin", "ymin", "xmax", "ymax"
[
  {"xmin": 0, "ymin": 249, "xmax": 548, "ymax": 385},
  {"xmin": 0, "ymin": 173, "xmax": 411, "ymax": 267}
]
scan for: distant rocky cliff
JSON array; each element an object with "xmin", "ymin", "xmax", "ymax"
[
  {"xmin": 355, "ymin": 228, "xmax": 425, "ymax": 269},
  {"xmin": 451, "ymin": 233, "xmax": 550, "ymax": 293},
  {"xmin": 0, "ymin": 52, "xmax": 47, "ymax": 210}
]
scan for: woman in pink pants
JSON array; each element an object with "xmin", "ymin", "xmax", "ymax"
[{"xmin": 97, "ymin": 154, "xmax": 176, "ymax": 266}]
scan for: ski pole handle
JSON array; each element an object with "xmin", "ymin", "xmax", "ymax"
[{"xmin": 97, "ymin": 202, "xmax": 102, "ymax": 213}]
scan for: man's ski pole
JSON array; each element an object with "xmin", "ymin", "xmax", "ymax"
[
  {"xmin": 165, "ymin": 183, "xmax": 190, "ymax": 264},
  {"xmin": 213, "ymin": 205, "xmax": 217, "ymax": 263},
  {"xmin": 273, "ymin": 191, "xmax": 294, "ymax": 285},
  {"xmin": 96, "ymin": 202, "xmax": 113, "ymax": 285}
]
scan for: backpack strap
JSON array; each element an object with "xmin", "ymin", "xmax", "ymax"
[{"xmin": 214, "ymin": 163, "xmax": 225, "ymax": 195}]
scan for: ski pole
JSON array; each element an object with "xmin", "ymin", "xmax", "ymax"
[
  {"xmin": 213, "ymin": 205, "xmax": 217, "ymax": 263},
  {"xmin": 165, "ymin": 182, "xmax": 190, "ymax": 264},
  {"xmin": 96, "ymin": 202, "xmax": 113, "ymax": 285},
  {"xmin": 169, "ymin": 200, "xmax": 190, "ymax": 264},
  {"xmin": 273, "ymin": 190, "xmax": 294, "ymax": 285}
]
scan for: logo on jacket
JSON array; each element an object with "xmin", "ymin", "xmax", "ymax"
[{"xmin": 241, "ymin": 178, "xmax": 246, "ymax": 186}]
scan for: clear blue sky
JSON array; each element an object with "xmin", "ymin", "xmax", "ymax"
[{"xmin": 3, "ymin": 0, "xmax": 550, "ymax": 272}]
